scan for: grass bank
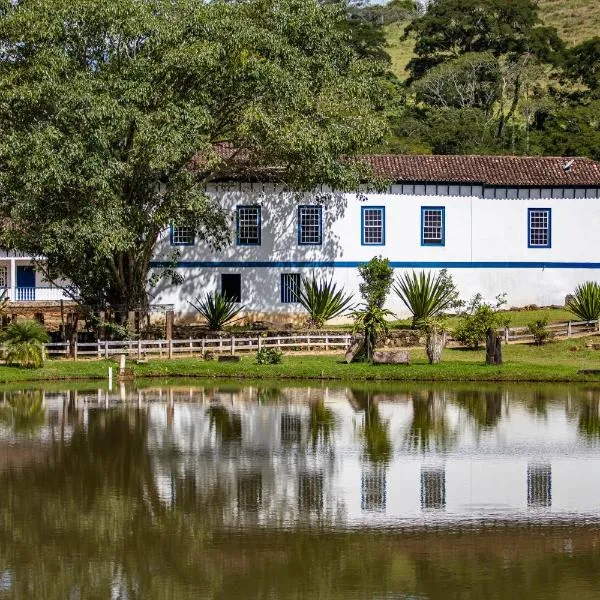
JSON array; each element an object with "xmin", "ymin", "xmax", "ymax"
[{"xmin": 0, "ymin": 336, "xmax": 600, "ymax": 383}]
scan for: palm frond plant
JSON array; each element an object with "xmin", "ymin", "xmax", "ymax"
[
  {"xmin": 350, "ymin": 303, "xmax": 395, "ymax": 361},
  {"xmin": 568, "ymin": 281, "xmax": 600, "ymax": 322},
  {"xmin": 1, "ymin": 320, "xmax": 50, "ymax": 368},
  {"xmin": 296, "ymin": 277, "xmax": 354, "ymax": 329},
  {"xmin": 188, "ymin": 292, "xmax": 245, "ymax": 331},
  {"xmin": 393, "ymin": 269, "xmax": 461, "ymax": 328}
]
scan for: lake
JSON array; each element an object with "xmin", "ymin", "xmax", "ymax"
[{"xmin": 1, "ymin": 381, "xmax": 600, "ymax": 599}]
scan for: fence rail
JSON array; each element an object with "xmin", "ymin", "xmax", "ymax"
[
  {"xmin": 42, "ymin": 319, "xmax": 600, "ymax": 358},
  {"xmin": 44, "ymin": 333, "xmax": 354, "ymax": 358}
]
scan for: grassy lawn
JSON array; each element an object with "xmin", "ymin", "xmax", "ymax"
[{"xmin": 0, "ymin": 335, "xmax": 599, "ymax": 383}]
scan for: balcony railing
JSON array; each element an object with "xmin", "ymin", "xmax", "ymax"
[{"xmin": 0, "ymin": 287, "xmax": 72, "ymax": 302}]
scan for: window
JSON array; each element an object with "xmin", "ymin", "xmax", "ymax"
[
  {"xmin": 361, "ymin": 207, "xmax": 385, "ymax": 246},
  {"xmin": 361, "ymin": 466, "xmax": 386, "ymax": 512},
  {"xmin": 236, "ymin": 205, "xmax": 261, "ymax": 246},
  {"xmin": 421, "ymin": 468, "xmax": 446, "ymax": 510},
  {"xmin": 421, "ymin": 207, "xmax": 445, "ymax": 246},
  {"xmin": 528, "ymin": 208, "xmax": 551, "ymax": 248},
  {"xmin": 170, "ymin": 225, "xmax": 194, "ymax": 246},
  {"xmin": 527, "ymin": 464, "xmax": 551, "ymax": 508},
  {"xmin": 281, "ymin": 273, "xmax": 301, "ymax": 303},
  {"xmin": 298, "ymin": 205, "xmax": 322, "ymax": 245},
  {"xmin": 221, "ymin": 273, "xmax": 241, "ymax": 302},
  {"xmin": 0, "ymin": 266, "xmax": 7, "ymax": 288}
]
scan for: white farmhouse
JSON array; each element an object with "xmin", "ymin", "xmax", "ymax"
[{"xmin": 149, "ymin": 154, "xmax": 600, "ymax": 321}]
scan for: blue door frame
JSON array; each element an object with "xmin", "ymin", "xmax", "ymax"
[{"xmin": 16, "ymin": 266, "xmax": 35, "ymax": 301}]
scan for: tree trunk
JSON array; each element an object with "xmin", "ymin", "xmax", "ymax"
[
  {"xmin": 426, "ymin": 330, "xmax": 446, "ymax": 364},
  {"xmin": 486, "ymin": 328, "xmax": 502, "ymax": 365}
]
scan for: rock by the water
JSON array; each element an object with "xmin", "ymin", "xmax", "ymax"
[
  {"xmin": 345, "ymin": 340, "xmax": 362, "ymax": 364},
  {"xmin": 372, "ymin": 350, "xmax": 409, "ymax": 365}
]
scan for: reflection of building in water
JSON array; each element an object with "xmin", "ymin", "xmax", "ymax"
[
  {"xmin": 237, "ymin": 472, "xmax": 262, "ymax": 511},
  {"xmin": 361, "ymin": 466, "xmax": 386, "ymax": 512},
  {"xmin": 281, "ymin": 413, "xmax": 302, "ymax": 444},
  {"xmin": 527, "ymin": 464, "xmax": 552, "ymax": 508},
  {"xmin": 298, "ymin": 473, "xmax": 323, "ymax": 513},
  {"xmin": 421, "ymin": 468, "xmax": 446, "ymax": 510}
]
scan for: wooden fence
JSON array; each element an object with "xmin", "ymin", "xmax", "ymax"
[
  {"xmin": 42, "ymin": 319, "xmax": 600, "ymax": 359},
  {"xmin": 44, "ymin": 333, "xmax": 354, "ymax": 358}
]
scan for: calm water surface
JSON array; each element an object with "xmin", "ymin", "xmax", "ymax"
[{"xmin": 1, "ymin": 381, "xmax": 600, "ymax": 599}]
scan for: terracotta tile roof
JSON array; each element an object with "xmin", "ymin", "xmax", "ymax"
[
  {"xmin": 204, "ymin": 144, "xmax": 600, "ymax": 186},
  {"xmin": 358, "ymin": 155, "xmax": 600, "ymax": 187}
]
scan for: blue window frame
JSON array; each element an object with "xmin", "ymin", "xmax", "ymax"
[
  {"xmin": 421, "ymin": 207, "xmax": 445, "ymax": 246},
  {"xmin": 298, "ymin": 205, "xmax": 323, "ymax": 245},
  {"xmin": 528, "ymin": 208, "xmax": 551, "ymax": 248},
  {"xmin": 281, "ymin": 273, "xmax": 301, "ymax": 303},
  {"xmin": 361, "ymin": 206, "xmax": 385, "ymax": 246},
  {"xmin": 236, "ymin": 205, "xmax": 261, "ymax": 246},
  {"xmin": 170, "ymin": 225, "xmax": 195, "ymax": 246}
]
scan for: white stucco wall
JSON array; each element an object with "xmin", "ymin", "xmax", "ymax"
[{"xmin": 148, "ymin": 184, "xmax": 600, "ymax": 319}]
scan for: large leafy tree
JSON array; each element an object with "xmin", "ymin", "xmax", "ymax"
[{"xmin": 0, "ymin": 0, "xmax": 389, "ymax": 318}]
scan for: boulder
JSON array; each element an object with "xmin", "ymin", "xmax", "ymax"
[
  {"xmin": 218, "ymin": 355, "xmax": 241, "ymax": 362},
  {"xmin": 372, "ymin": 350, "xmax": 409, "ymax": 365},
  {"xmin": 345, "ymin": 340, "xmax": 363, "ymax": 364}
]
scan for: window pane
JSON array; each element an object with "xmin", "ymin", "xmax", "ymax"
[
  {"xmin": 171, "ymin": 225, "xmax": 194, "ymax": 245},
  {"xmin": 221, "ymin": 274, "xmax": 241, "ymax": 302},
  {"xmin": 422, "ymin": 208, "xmax": 444, "ymax": 245},
  {"xmin": 298, "ymin": 206, "xmax": 322, "ymax": 245},
  {"xmin": 528, "ymin": 209, "xmax": 551, "ymax": 247},
  {"xmin": 0, "ymin": 266, "xmax": 7, "ymax": 288},
  {"xmin": 362, "ymin": 207, "xmax": 384, "ymax": 245},
  {"xmin": 281, "ymin": 273, "xmax": 301, "ymax": 303},
  {"xmin": 237, "ymin": 206, "xmax": 261, "ymax": 245}
]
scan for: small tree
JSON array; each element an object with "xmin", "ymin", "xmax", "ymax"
[
  {"xmin": 358, "ymin": 256, "xmax": 394, "ymax": 308},
  {"xmin": 454, "ymin": 293, "xmax": 509, "ymax": 349},
  {"xmin": 527, "ymin": 316, "xmax": 552, "ymax": 345},
  {"xmin": 350, "ymin": 303, "xmax": 395, "ymax": 361}
]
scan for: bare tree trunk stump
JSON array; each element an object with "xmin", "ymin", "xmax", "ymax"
[
  {"xmin": 486, "ymin": 329, "xmax": 503, "ymax": 365},
  {"xmin": 426, "ymin": 330, "xmax": 446, "ymax": 364}
]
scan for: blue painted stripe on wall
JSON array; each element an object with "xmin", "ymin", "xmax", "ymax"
[{"xmin": 150, "ymin": 260, "xmax": 600, "ymax": 269}]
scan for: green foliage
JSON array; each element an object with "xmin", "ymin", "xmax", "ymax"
[
  {"xmin": 454, "ymin": 294, "xmax": 509, "ymax": 349},
  {"xmin": 203, "ymin": 350, "xmax": 215, "ymax": 361},
  {"xmin": 565, "ymin": 37, "xmax": 600, "ymax": 91},
  {"xmin": 393, "ymin": 269, "xmax": 462, "ymax": 328},
  {"xmin": 297, "ymin": 277, "xmax": 354, "ymax": 329},
  {"xmin": 256, "ymin": 347, "xmax": 283, "ymax": 365},
  {"xmin": 0, "ymin": 0, "xmax": 389, "ymax": 315},
  {"xmin": 358, "ymin": 256, "xmax": 394, "ymax": 308},
  {"xmin": 527, "ymin": 316, "xmax": 552, "ymax": 345},
  {"xmin": 1, "ymin": 320, "xmax": 50, "ymax": 368},
  {"xmin": 567, "ymin": 281, "xmax": 600, "ymax": 322},
  {"xmin": 189, "ymin": 292, "xmax": 245, "ymax": 331},
  {"xmin": 0, "ymin": 391, "xmax": 46, "ymax": 434},
  {"xmin": 350, "ymin": 303, "xmax": 395, "ymax": 360}
]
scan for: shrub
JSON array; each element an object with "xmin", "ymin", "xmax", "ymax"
[
  {"xmin": 188, "ymin": 292, "xmax": 245, "ymax": 330},
  {"xmin": 296, "ymin": 277, "xmax": 354, "ymax": 328},
  {"xmin": 358, "ymin": 256, "xmax": 394, "ymax": 308},
  {"xmin": 203, "ymin": 350, "xmax": 215, "ymax": 361},
  {"xmin": 350, "ymin": 303, "xmax": 395, "ymax": 361},
  {"xmin": 1, "ymin": 320, "xmax": 50, "ymax": 368},
  {"xmin": 527, "ymin": 316, "xmax": 552, "ymax": 345},
  {"xmin": 454, "ymin": 294, "xmax": 509, "ymax": 349},
  {"xmin": 568, "ymin": 281, "xmax": 600, "ymax": 322},
  {"xmin": 393, "ymin": 269, "xmax": 462, "ymax": 328},
  {"xmin": 256, "ymin": 347, "xmax": 283, "ymax": 365}
]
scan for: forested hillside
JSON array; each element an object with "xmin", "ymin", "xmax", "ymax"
[{"xmin": 355, "ymin": 0, "xmax": 600, "ymax": 159}]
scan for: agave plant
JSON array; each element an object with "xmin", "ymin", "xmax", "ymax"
[
  {"xmin": 188, "ymin": 292, "xmax": 245, "ymax": 330},
  {"xmin": 296, "ymin": 277, "xmax": 354, "ymax": 328},
  {"xmin": 393, "ymin": 269, "xmax": 461, "ymax": 328},
  {"xmin": 1, "ymin": 320, "xmax": 50, "ymax": 368},
  {"xmin": 568, "ymin": 281, "xmax": 600, "ymax": 322}
]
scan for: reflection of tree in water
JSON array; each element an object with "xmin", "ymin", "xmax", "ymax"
[
  {"xmin": 309, "ymin": 399, "xmax": 336, "ymax": 451},
  {"xmin": 256, "ymin": 387, "xmax": 282, "ymax": 404},
  {"xmin": 207, "ymin": 404, "xmax": 242, "ymax": 443},
  {"xmin": 350, "ymin": 390, "xmax": 392, "ymax": 464},
  {"xmin": 576, "ymin": 393, "xmax": 600, "ymax": 441},
  {"xmin": 405, "ymin": 391, "xmax": 454, "ymax": 453},
  {"xmin": 454, "ymin": 390, "xmax": 503, "ymax": 432},
  {"xmin": 524, "ymin": 390, "xmax": 548, "ymax": 419},
  {"xmin": 0, "ymin": 390, "xmax": 46, "ymax": 435}
]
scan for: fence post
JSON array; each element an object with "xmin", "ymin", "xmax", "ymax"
[
  {"xmin": 66, "ymin": 340, "xmax": 71, "ymax": 358},
  {"xmin": 219, "ymin": 337, "xmax": 223, "ymax": 354},
  {"xmin": 159, "ymin": 340, "xmax": 163, "ymax": 358},
  {"xmin": 189, "ymin": 337, "xmax": 193, "ymax": 356},
  {"xmin": 97, "ymin": 340, "xmax": 101, "ymax": 359},
  {"xmin": 201, "ymin": 338, "xmax": 205, "ymax": 355},
  {"xmin": 504, "ymin": 327, "xmax": 509, "ymax": 344},
  {"xmin": 231, "ymin": 335, "xmax": 235, "ymax": 355},
  {"xmin": 168, "ymin": 339, "xmax": 173, "ymax": 360},
  {"xmin": 73, "ymin": 333, "xmax": 78, "ymax": 361},
  {"xmin": 568, "ymin": 321, "xmax": 572, "ymax": 337},
  {"xmin": 138, "ymin": 339, "xmax": 142, "ymax": 360},
  {"xmin": 325, "ymin": 333, "xmax": 329, "ymax": 352},
  {"xmin": 258, "ymin": 336, "xmax": 262, "ymax": 351}
]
